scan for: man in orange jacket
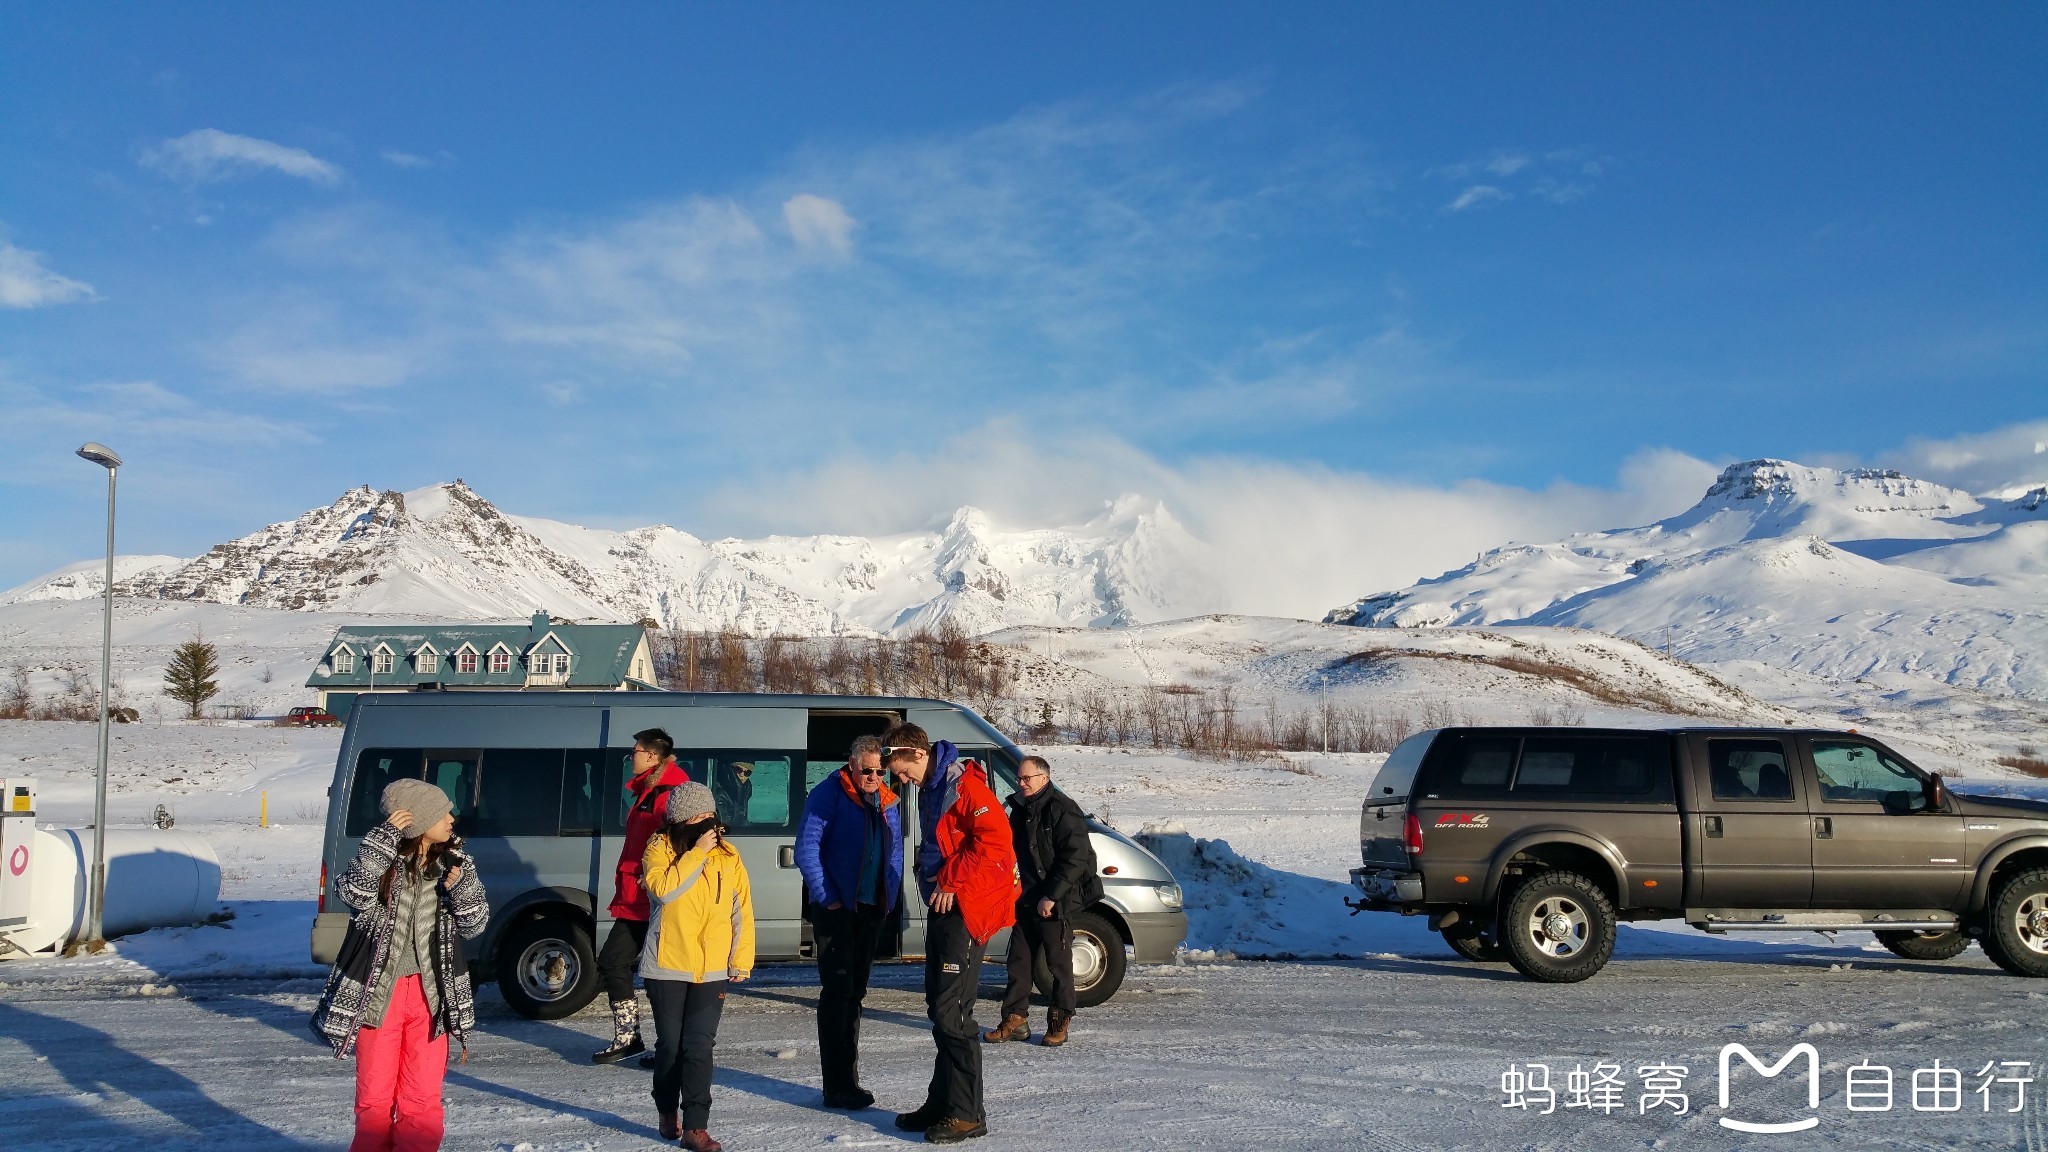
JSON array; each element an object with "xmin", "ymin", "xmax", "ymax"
[{"xmin": 884, "ymin": 722, "xmax": 1018, "ymax": 1145}]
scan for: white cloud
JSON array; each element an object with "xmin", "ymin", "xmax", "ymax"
[
  {"xmin": 702, "ymin": 423, "xmax": 1721, "ymax": 618},
  {"xmin": 1446, "ymin": 185, "xmax": 1509, "ymax": 212},
  {"xmin": 0, "ymin": 242, "xmax": 95, "ymax": 308},
  {"xmin": 141, "ymin": 129, "xmax": 343, "ymax": 186},
  {"xmin": 782, "ymin": 194, "xmax": 856, "ymax": 256},
  {"xmin": 380, "ymin": 149, "xmax": 434, "ymax": 169},
  {"xmin": 1881, "ymin": 420, "xmax": 2048, "ymax": 495},
  {"xmin": 1434, "ymin": 148, "xmax": 1611, "ymax": 212}
]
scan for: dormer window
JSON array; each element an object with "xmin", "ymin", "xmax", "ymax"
[
  {"xmin": 373, "ymin": 649, "xmax": 394, "ymax": 675},
  {"xmin": 490, "ymin": 649, "xmax": 511, "ymax": 674},
  {"xmin": 332, "ymin": 649, "xmax": 355, "ymax": 674},
  {"xmin": 417, "ymin": 651, "xmax": 439, "ymax": 675},
  {"xmin": 456, "ymin": 650, "xmax": 478, "ymax": 674}
]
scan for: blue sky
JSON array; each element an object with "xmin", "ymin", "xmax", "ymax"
[{"xmin": 2, "ymin": 4, "xmax": 2043, "ymax": 597}]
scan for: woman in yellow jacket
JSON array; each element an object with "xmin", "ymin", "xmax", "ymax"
[{"xmin": 642, "ymin": 781, "xmax": 755, "ymax": 1152}]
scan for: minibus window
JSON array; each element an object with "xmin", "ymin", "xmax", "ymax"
[
  {"xmin": 674, "ymin": 752, "xmax": 802, "ymax": 833},
  {"xmin": 471, "ymin": 748, "xmax": 565, "ymax": 837},
  {"xmin": 425, "ymin": 753, "xmax": 479, "ymax": 821},
  {"xmin": 346, "ymin": 748, "xmax": 423, "ymax": 836},
  {"xmin": 562, "ymin": 749, "xmax": 609, "ymax": 836}
]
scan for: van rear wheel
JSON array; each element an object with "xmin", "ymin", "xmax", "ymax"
[
  {"xmin": 1034, "ymin": 909, "xmax": 1127, "ymax": 1009},
  {"xmin": 1501, "ymin": 871, "xmax": 1616, "ymax": 984},
  {"xmin": 497, "ymin": 915, "xmax": 600, "ymax": 1019},
  {"xmin": 1875, "ymin": 929, "xmax": 1969, "ymax": 961}
]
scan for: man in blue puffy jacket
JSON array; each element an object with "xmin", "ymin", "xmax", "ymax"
[{"xmin": 794, "ymin": 733, "xmax": 903, "ymax": 1111}]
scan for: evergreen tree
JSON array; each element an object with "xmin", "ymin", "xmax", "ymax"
[{"xmin": 163, "ymin": 632, "xmax": 221, "ymax": 720}]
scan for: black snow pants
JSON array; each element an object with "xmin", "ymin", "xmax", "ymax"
[
  {"xmin": 813, "ymin": 902, "xmax": 888, "ymax": 1095},
  {"xmin": 597, "ymin": 918, "xmax": 650, "ymax": 1003},
  {"xmin": 1001, "ymin": 905, "xmax": 1075, "ymax": 1021},
  {"xmin": 921, "ymin": 909, "xmax": 988, "ymax": 1124},
  {"xmin": 647, "ymin": 978, "xmax": 727, "ymax": 1130}
]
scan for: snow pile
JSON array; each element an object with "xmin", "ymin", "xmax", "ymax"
[{"xmin": 1137, "ymin": 820, "xmax": 1434, "ymax": 959}]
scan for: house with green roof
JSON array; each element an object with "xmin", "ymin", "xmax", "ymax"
[{"xmin": 306, "ymin": 611, "xmax": 659, "ymax": 717}]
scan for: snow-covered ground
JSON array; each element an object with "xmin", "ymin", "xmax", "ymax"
[
  {"xmin": 8, "ymin": 949, "xmax": 2046, "ymax": 1150},
  {"xmin": 5, "ymin": 722, "xmax": 2048, "ymax": 1148}
]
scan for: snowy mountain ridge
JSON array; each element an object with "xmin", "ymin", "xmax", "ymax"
[
  {"xmin": 1326, "ymin": 459, "xmax": 2048, "ymax": 700},
  {"xmin": 2, "ymin": 481, "xmax": 1226, "ymax": 637}
]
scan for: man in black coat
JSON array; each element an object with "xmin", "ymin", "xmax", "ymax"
[{"xmin": 983, "ymin": 755, "xmax": 1100, "ymax": 1047}]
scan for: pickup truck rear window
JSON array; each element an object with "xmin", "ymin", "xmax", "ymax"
[
  {"xmin": 1514, "ymin": 736, "xmax": 1661, "ymax": 795},
  {"xmin": 1420, "ymin": 732, "xmax": 1673, "ymax": 802}
]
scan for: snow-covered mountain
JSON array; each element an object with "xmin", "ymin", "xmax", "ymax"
[
  {"xmin": 2, "ymin": 481, "xmax": 1226, "ymax": 636},
  {"xmin": 1326, "ymin": 460, "xmax": 2048, "ymax": 699}
]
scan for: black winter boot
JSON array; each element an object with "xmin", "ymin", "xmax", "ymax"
[{"xmin": 591, "ymin": 997, "xmax": 646, "ymax": 1064}]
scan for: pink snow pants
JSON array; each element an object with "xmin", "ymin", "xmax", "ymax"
[{"xmin": 350, "ymin": 974, "xmax": 449, "ymax": 1152}]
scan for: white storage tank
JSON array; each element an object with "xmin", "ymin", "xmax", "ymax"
[{"xmin": 2, "ymin": 824, "xmax": 223, "ymax": 956}]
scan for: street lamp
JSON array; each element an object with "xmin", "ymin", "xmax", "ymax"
[{"xmin": 76, "ymin": 441, "xmax": 120, "ymax": 952}]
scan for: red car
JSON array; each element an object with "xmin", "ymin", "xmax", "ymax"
[{"xmin": 277, "ymin": 706, "xmax": 342, "ymax": 728}]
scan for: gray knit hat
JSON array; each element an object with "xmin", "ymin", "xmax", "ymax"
[
  {"xmin": 665, "ymin": 781, "xmax": 718, "ymax": 825},
  {"xmin": 381, "ymin": 778, "xmax": 454, "ymax": 833}
]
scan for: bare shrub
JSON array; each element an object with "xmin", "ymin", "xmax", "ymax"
[
  {"xmin": 1998, "ymin": 755, "xmax": 2048, "ymax": 778},
  {"xmin": 0, "ymin": 665, "xmax": 28, "ymax": 720}
]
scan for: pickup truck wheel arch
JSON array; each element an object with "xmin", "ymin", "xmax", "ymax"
[
  {"xmin": 1971, "ymin": 841, "xmax": 2048, "ymax": 914},
  {"xmin": 1487, "ymin": 838, "xmax": 1624, "ymax": 911}
]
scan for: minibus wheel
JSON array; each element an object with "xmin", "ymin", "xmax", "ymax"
[
  {"xmin": 498, "ymin": 915, "xmax": 601, "ymax": 1019},
  {"xmin": 1035, "ymin": 909, "xmax": 1126, "ymax": 1009}
]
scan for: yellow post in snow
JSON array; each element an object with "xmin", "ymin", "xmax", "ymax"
[{"xmin": 260, "ymin": 791, "xmax": 268, "ymax": 828}]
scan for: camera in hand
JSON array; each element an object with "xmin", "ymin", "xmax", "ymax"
[{"xmin": 672, "ymin": 814, "xmax": 722, "ymax": 850}]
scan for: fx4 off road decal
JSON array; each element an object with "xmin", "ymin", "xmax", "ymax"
[{"xmin": 1434, "ymin": 813, "xmax": 1491, "ymax": 829}]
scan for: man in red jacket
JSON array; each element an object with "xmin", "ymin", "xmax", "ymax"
[
  {"xmin": 884, "ymin": 722, "xmax": 1018, "ymax": 1145},
  {"xmin": 592, "ymin": 727, "xmax": 693, "ymax": 1064}
]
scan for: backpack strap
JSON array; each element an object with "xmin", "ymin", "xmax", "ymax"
[{"xmin": 634, "ymin": 783, "xmax": 676, "ymax": 816}]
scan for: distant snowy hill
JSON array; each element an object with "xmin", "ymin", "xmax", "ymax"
[
  {"xmin": 1326, "ymin": 460, "xmax": 2048, "ymax": 699},
  {"xmin": 3, "ymin": 481, "xmax": 1226, "ymax": 636}
]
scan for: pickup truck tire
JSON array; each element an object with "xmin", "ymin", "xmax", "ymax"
[
  {"xmin": 1501, "ymin": 871, "xmax": 1616, "ymax": 984},
  {"xmin": 1980, "ymin": 868, "xmax": 2048, "ymax": 978},
  {"xmin": 1440, "ymin": 922, "xmax": 1506, "ymax": 962},
  {"xmin": 1874, "ymin": 929, "xmax": 1969, "ymax": 961}
]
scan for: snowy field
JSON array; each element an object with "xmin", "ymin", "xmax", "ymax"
[{"xmin": 4, "ymin": 721, "xmax": 2048, "ymax": 1147}]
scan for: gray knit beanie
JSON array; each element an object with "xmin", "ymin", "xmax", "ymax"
[
  {"xmin": 666, "ymin": 781, "xmax": 718, "ymax": 825},
  {"xmin": 381, "ymin": 778, "xmax": 454, "ymax": 833}
]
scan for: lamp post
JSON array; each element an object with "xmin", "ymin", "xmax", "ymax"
[{"xmin": 76, "ymin": 442, "xmax": 121, "ymax": 952}]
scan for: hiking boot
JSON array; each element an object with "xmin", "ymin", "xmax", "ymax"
[
  {"xmin": 823, "ymin": 1087, "xmax": 876, "ymax": 1110},
  {"xmin": 679, "ymin": 1130, "xmax": 723, "ymax": 1152},
  {"xmin": 924, "ymin": 1117, "xmax": 989, "ymax": 1144},
  {"xmin": 658, "ymin": 1109, "xmax": 681, "ymax": 1141},
  {"xmin": 592, "ymin": 998, "xmax": 646, "ymax": 1065},
  {"xmin": 1042, "ymin": 1010, "xmax": 1071, "ymax": 1047},
  {"xmin": 981, "ymin": 1013, "xmax": 1029, "ymax": 1043},
  {"xmin": 894, "ymin": 1103, "xmax": 947, "ymax": 1132}
]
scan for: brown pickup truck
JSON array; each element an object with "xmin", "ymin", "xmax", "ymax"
[{"xmin": 1348, "ymin": 726, "xmax": 2048, "ymax": 983}]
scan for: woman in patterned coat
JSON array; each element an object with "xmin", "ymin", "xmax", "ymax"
[{"xmin": 312, "ymin": 778, "xmax": 489, "ymax": 1152}]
